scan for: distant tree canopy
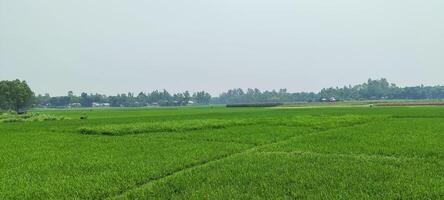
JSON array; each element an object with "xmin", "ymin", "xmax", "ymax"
[
  {"xmin": 193, "ymin": 91, "xmax": 212, "ymax": 104},
  {"xmin": 0, "ymin": 79, "xmax": 34, "ymax": 113},
  {"xmin": 34, "ymin": 89, "xmax": 213, "ymax": 108},
  {"xmin": 213, "ymin": 88, "xmax": 318, "ymax": 104},
  {"xmin": 13, "ymin": 78, "xmax": 444, "ymax": 108},
  {"xmin": 213, "ymin": 79, "xmax": 444, "ymax": 104},
  {"xmin": 318, "ymin": 78, "xmax": 444, "ymax": 100}
]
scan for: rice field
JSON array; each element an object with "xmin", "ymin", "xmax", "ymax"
[{"xmin": 0, "ymin": 106, "xmax": 443, "ymax": 199}]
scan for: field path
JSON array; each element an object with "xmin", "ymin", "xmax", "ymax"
[{"xmin": 107, "ymin": 122, "xmax": 368, "ymax": 200}]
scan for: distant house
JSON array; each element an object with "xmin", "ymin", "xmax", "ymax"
[
  {"xmin": 69, "ymin": 103, "xmax": 81, "ymax": 108},
  {"xmin": 321, "ymin": 97, "xmax": 338, "ymax": 102},
  {"xmin": 92, "ymin": 102, "xmax": 110, "ymax": 107}
]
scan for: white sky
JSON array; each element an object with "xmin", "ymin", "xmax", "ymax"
[{"xmin": 1, "ymin": 0, "xmax": 443, "ymax": 96}]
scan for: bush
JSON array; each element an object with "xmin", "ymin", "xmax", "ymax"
[
  {"xmin": 0, "ymin": 112, "xmax": 69, "ymax": 123},
  {"xmin": 79, "ymin": 119, "xmax": 257, "ymax": 136}
]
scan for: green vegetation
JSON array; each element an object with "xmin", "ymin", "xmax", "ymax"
[
  {"xmin": 0, "ymin": 112, "xmax": 69, "ymax": 123},
  {"xmin": 78, "ymin": 115, "xmax": 372, "ymax": 136},
  {"xmin": 216, "ymin": 78, "xmax": 444, "ymax": 104},
  {"xmin": 0, "ymin": 106, "xmax": 443, "ymax": 199},
  {"xmin": 0, "ymin": 79, "xmax": 34, "ymax": 113},
  {"xmin": 29, "ymin": 78, "xmax": 444, "ymax": 108},
  {"xmin": 79, "ymin": 119, "xmax": 257, "ymax": 136}
]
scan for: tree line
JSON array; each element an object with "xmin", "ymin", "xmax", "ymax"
[
  {"xmin": 214, "ymin": 78, "xmax": 444, "ymax": 104},
  {"xmin": 1, "ymin": 78, "xmax": 444, "ymax": 112},
  {"xmin": 318, "ymin": 78, "xmax": 444, "ymax": 100},
  {"xmin": 35, "ymin": 90, "xmax": 212, "ymax": 108}
]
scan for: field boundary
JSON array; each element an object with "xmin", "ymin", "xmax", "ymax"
[
  {"xmin": 258, "ymin": 150, "xmax": 429, "ymax": 161},
  {"xmin": 392, "ymin": 116, "xmax": 444, "ymax": 119},
  {"xmin": 158, "ymin": 137, "xmax": 261, "ymax": 146},
  {"xmin": 108, "ymin": 122, "xmax": 371, "ymax": 199}
]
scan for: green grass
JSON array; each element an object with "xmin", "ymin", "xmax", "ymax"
[
  {"xmin": 122, "ymin": 152, "xmax": 442, "ymax": 199},
  {"xmin": 78, "ymin": 119, "xmax": 258, "ymax": 136},
  {"xmin": 78, "ymin": 115, "xmax": 372, "ymax": 136},
  {"xmin": 0, "ymin": 112, "xmax": 69, "ymax": 123},
  {"xmin": 1, "ymin": 106, "xmax": 443, "ymax": 199}
]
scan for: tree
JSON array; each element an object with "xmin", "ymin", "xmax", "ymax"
[
  {"xmin": 0, "ymin": 79, "xmax": 34, "ymax": 113},
  {"xmin": 137, "ymin": 92, "xmax": 147, "ymax": 105},
  {"xmin": 80, "ymin": 92, "xmax": 93, "ymax": 107},
  {"xmin": 35, "ymin": 93, "xmax": 51, "ymax": 106},
  {"xmin": 193, "ymin": 91, "xmax": 211, "ymax": 104},
  {"xmin": 183, "ymin": 91, "xmax": 191, "ymax": 104}
]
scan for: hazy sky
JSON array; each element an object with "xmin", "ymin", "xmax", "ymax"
[{"xmin": 1, "ymin": 0, "xmax": 443, "ymax": 96}]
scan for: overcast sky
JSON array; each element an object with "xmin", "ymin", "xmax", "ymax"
[{"xmin": 1, "ymin": 0, "xmax": 443, "ymax": 96}]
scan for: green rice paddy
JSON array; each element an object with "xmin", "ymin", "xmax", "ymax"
[{"xmin": 1, "ymin": 106, "xmax": 443, "ymax": 199}]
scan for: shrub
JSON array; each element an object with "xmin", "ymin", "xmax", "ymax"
[
  {"xmin": 0, "ymin": 112, "xmax": 69, "ymax": 123},
  {"xmin": 79, "ymin": 119, "xmax": 257, "ymax": 136}
]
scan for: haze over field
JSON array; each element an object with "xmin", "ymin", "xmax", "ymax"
[{"xmin": 1, "ymin": 0, "xmax": 443, "ymax": 95}]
